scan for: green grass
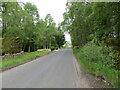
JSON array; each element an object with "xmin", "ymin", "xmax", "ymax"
[
  {"xmin": 73, "ymin": 49, "xmax": 119, "ymax": 88},
  {"xmin": 0, "ymin": 50, "xmax": 51, "ymax": 70}
]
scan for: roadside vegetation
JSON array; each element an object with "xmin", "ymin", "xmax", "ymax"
[
  {"xmin": 1, "ymin": 1, "xmax": 65, "ymax": 55},
  {"xmin": 62, "ymin": 2, "xmax": 120, "ymax": 88},
  {"xmin": 1, "ymin": 0, "xmax": 66, "ymax": 70},
  {"xmin": 73, "ymin": 42, "xmax": 119, "ymax": 87},
  {"xmin": 0, "ymin": 50, "xmax": 51, "ymax": 71}
]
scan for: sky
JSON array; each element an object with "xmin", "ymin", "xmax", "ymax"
[{"xmin": 20, "ymin": 0, "xmax": 71, "ymax": 43}]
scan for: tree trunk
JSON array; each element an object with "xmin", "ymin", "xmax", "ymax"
[
  {"xmin": 47, "ymin": 44, "xmax": 49, "ymax": 49},
  {"xmin": 49, "ymin": 41, "xmax": 51, "ymax": 49},
  {"xmin": 23, "ymin": 44, "xmax": 25, "ymax": 51},
  {"xmin": 43, "ymin": 45, "xmax": 46, "ymax": 49},
  {"xmin": 28, "ymin": 44, "xmax": 30, "ymax": 52}
]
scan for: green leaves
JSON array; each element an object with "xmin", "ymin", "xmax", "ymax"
[
  {"xmin": 2, "ymin": 1, "xmax": 65, "ymax": 53},
  {"xmin": 62, "ymin": 2, "xmax": 120, "ymax": 47},
  {"xmin": 66, "ymin": 2, "xmax": 120, "ymax": 87}
]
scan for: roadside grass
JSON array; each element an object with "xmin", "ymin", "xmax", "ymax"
[
  {"xmin": 0, "ymin": 50, "xmax": 51, "ymax": 70},
  {"xmin": 73, "ymin": 49, "xmax": 119, "ymax": 88}
]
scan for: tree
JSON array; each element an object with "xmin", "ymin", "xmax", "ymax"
[
  {"xmin": 1, "ymin": 1, "xmax": 65, "ymax": 54},
  {"xmin": 2, "ymin": 1, "xmax": 25, "ymax": 54},
  {"xmin": 23, "ymin": 2, "xmax": 39, "ymax": 52},
  {"xmin": 62, "ymin": 2, "xmax": 120, "ymax": 48}
]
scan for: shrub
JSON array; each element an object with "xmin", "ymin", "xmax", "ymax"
[
  {"xmin": 73, "ymin": 41, "xmax": 119, "ymax": 87},
  {"xmin": 79, "ymin": 41, "xmax": 116, "ymax": 68},
  {"xmin": 2, "ymin": 37, "xmax": 22, "ymax": 54},
  {"xmin": 54, "ymin": 44, "xmax": 59, "ymax": 50},
  {"xmin": 51, "ymin": 44, "xmax": 59, "ymax": 50},
  {"xmin": 73, "ymin": 45, "xmax": 80, "ymax": 49},
  {"xmin": 50, "ymin": 46, "xmax": 55, "ymax": 51}
]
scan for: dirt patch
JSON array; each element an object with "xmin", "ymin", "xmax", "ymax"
[{"xmin": 74, "ymin": 55, "xmax": 114, "ymax": 88}]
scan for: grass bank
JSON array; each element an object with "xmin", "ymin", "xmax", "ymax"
[
  {"xmin": 73, "ymin": 48, "xmax": 119, "ymax": 88},
  {"xmin": 0, "ymin": 50, "xmax": 51, "ymax": 71}
]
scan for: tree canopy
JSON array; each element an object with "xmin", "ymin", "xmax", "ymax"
[
  {"xmin": 1, "ymin": 1, "xmax": 65, "ymax": 54},
  {"xmin": 62, "ymin": 2, "xmax": 120, "ymax": 48}
]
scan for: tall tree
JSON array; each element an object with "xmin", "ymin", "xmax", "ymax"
[
  {"xmin": 23, "ymin": 2, "xmax": 39, "ymax": 52},
  {"xmin": 62, "ymin": 2, "xmax": 120, "ymax": 48}
]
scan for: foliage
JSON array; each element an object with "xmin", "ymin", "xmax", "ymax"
[
  {"xmin": 1, "ymin": 1, "xmax": 65, "ymax": 54},
  {"xmin": 55, "ymin": 32, "xmax": 65, "ymax": 48},
  {"xmin": 62, "ymin": 2, "xmax": 120, "ymax": 87},
  {"xmin": 79, "ymin": 41, "xmax": 116, "ymax": 68},
  {"xmin": 2, "ymin": 37, "xmax": 22, "ymax": 54},
  {"xmin": 73, "ymin": 48, "xmax": 119, "ymax": 88},
  {"xmin": 62, "ymin": 2, "xmax": 120, "ymax": 48},
  {"xmin": 50, "ymin": 46, "xmax": 56, "ymax": 51}
]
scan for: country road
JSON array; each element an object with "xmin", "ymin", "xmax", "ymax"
[{"xmin": 2, "ymin": 47, "xmax": 81, "ymax": 88}]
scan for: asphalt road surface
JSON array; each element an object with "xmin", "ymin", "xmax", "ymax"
[{"xmin": 2, "ymin": 47, "xmax": 81, "ymax": 88}]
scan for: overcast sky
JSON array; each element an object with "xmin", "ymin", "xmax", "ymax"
[{"xmin": 20, "ymin": 0, "xmax": 71, "ymax": 43}]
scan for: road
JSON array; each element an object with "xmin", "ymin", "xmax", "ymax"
[{"xmin": 2, "ymin": 47, "xmax": 81, "ymax": 88}]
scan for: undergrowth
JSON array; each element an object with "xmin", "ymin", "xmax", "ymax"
[{"xmin": 73, "ymin": 41, "xmax": 119, "ymax": 88}]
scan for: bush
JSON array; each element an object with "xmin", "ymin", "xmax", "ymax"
[
  {"xmin": 2, "ymin": 37, "xmax": 22, "ymax": 54},
  {"xmin": 79, "ymin": 41, "xmax": 116, "ymax": 68},
  {"xmin": 51, "ymin": 44, "xmax": 59, "ymax": 50},
  {"xmin": 73, "ymin": 42, "xmax": 119, "ymax": 87},
  {"xmin": 73, "ymin": 45, "xmax": 80, "ymax": 49},
  {"xmin": 50, "ymin": 46, "xmax": 55, "ymax": 51},
  {"xmin": 54, "ymin": 44, "xmax": 59, "ymax": 50}
]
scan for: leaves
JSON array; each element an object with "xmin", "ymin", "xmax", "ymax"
[
  {"xmin": 62, "ymin": 2, "xmax": 120, "ymax": 47},
  {"xmin": 2, "ymin": 1, "xmax": 65, "ymax": 53}
]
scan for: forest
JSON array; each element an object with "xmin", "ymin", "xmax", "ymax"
[
  {"xmin": 62, "ymin": 2, "xmax": 120, "ymax": 87},
  {"xmin": 1, "ymin": 1, "xmax": 65, "ymax": 54}
]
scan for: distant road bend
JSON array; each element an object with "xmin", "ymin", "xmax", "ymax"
[{"xmin": 2, "ymin": 47, "xmax": 81, "ymax": 88}]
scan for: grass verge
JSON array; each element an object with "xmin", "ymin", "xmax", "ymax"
[
  {"xmin": 73, "ymin": 48, "xmax": 119, "ymax": 88},
  {"xmin": 0, "ymin": 50, "xmax": 51, "ymax": 71}
]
